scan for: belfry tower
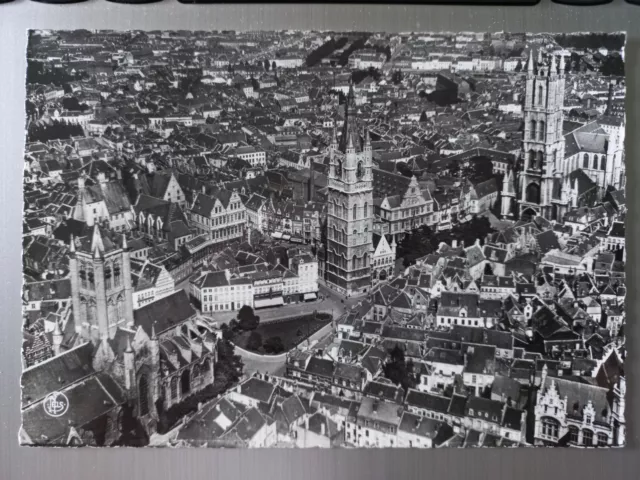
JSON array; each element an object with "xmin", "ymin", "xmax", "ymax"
[
  {"xmin": 69, "ymin": 226, "xmax": 135, "ymax": 343},
  {"xmin": 326, "ymin": 84, "xmax": 374, "ymax": 296},
  {"xmin": 518, "ymin": 50, "xmax": 567, "ymax": 221}
]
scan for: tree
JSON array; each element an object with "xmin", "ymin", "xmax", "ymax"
[
  {"xmin": 62, "ymin": 96, "xmax": 89, "ymax": 112},
  {"xmin": 263, "ymin": 336, "xmax": 285, "ymax": 354},
  {"xmin": 246, "ymin": 331, "xmax": 263, "ymax": 351},
  {"xmin": 396, "ymin": 161, "xmax": 414, "ymax": 178},
  {"xmin": 27, "ymin": 120, "xmax": 83, "ymax": 143},
  {"xmin": 216, "ymin": 339, "xmax": 244, "ymax": 387},
  {"xmin": 271, "ymin": 61, "xmax": 277, "ymax": 71},
  {"xmin": 464, "ymin": 155, "xmax": 495, "ymax": 183},
  {"xmin": 383, "ymin": 344, "xmax": 416, "ymax": 391},
  {"xmin": 264, "ymin": 59, "xmax": 270, "ymax": 71},
  {"xmin": 397, "ymin": 225, "xmax": 436, "ymax": 267},
  {"xmin": 484, "ymin": 262, "xmax": 494, "ymax": 276},
  {"xmin": 237, "ymin": 305, "xmax": 260, "ymax": 331},
  {"xmin": 449, "ymin": 160, "xmax": 461, "ymax": 177},
  {"xmin": 600, "ymin": 53, "xmax": 625, "ymax": 77}
]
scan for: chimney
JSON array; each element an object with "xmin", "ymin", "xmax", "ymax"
[
  {"xmin": 320, "ymin": 421, "xmax": 326, "ymax": 436},
  {"xmin": 451, "ymin": 239, "xmax": 458, "ymax": 249}
]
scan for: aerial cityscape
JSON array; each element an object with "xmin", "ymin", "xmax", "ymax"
[{"xmin": 21, "ymin": 29, "xmax": 626, "ymax": 448}]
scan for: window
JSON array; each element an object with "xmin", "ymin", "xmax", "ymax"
[
  {"xmin": 569, "ymin": 426, "xmax": 579, "ymax": 444},
  {"xmin": 170, "ymin": 377, "xmax": 178, "ymax": 399},
  {"xmin": 538, "ymin": 120, "xmax": 545, "ymax": 141},
  {"xmin": 583, "ymin": 153, "xmax": 589, "ymax": 169},
  {"xmin": 138, "ymin": 375, "xmax": 150, "ymax": 416},
  {"xmin": 582, "ymin": 429, "xmax": 593, "ymax": 446},
  {"xmin": 538, "ymin": 85, "xmax": 544, "ymax": 106},
  {"xmin": 597, "ymin": 433, "xmax": 608, "ymax": 446},
  {"xmin": 541, "ymin": 417, "xmax": 559, "ymax": 439}
]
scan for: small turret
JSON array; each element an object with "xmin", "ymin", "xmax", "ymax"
[
  {"xmin": 559, "ymin": 54, "xmax": 566, "ymax": 73},
  {"xmin": 52, "ymin": 319, "xmax": 63, "ymax": 356},
  {"xmin": 91, "ymin": 225, "xmax": 105, "ymax": 258},
  {"xmin": 528, "ymin": 49, "xmax": 534, "ymax": 73},
  {"xmin": 123, "ymin": 335, "xmax": 135, "ymax": 390}
]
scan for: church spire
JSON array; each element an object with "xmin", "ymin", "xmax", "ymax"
[
  {"xmin": 91, "ymin": 225, "xmax": 105, "ymax": 258},
  {"xmin": 69, "ymin": 234, "xmax": 76, "ymax": 253},
  {"xmin": 528, "ymin": 49, "xmax": 534, "ymax": 73}
]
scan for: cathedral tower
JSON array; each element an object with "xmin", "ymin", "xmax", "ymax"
[
  {"xmin": 69, "ymin": 226, "xmax": 135, "ymax": 343},
  {"xmin": 519, "ymin": 50, "xmax": 567, "ymax": 221},
  {"xmin": 326, "ymin": 84, "xmax": 374, "ymax": 296}
]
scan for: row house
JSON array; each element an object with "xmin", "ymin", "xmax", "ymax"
[
  {"xmin": 189, "ymin": 270, "xmax": 254, "ymax": 313},
  {"xmin": 436, "ymin": 292, "xmax": 502, "ymax": 329},
  {"xmin": 479, "ymin": 275, "xmax": 516, "ymax": 300},
  {"xmin": 130, "ymin": 258, "xmax": 176, "ymax": 309},
  {"xmin": 286, "ymin": 352, "xmax": 369, "ymax": 400},
  {"xmin": 189, "ymin": 189, "xmax": 247, "ymax": 246},
  {"xmin": 374, "ymin": 176, "xmax": 435, "ymax": 239}
]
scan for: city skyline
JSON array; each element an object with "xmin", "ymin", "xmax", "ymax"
[{"xmin": 21, "ymin": 29, "xmax": 625, "ymax": 448}]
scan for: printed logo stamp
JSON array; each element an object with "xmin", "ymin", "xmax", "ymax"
[{"xmin": 43, "ymin": 392, "xmax": 69, "ymax": 418}]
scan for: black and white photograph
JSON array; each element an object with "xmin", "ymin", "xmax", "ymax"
[{"xmin": 20, "ymin": 29, "xmax": 626, "ymax": 449}]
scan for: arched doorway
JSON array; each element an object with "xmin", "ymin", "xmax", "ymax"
[
  {"xmin": 521, "ymin": 208, "xmax": 538, "ymax": 223},
  {"xmin": 525, "ymin": 182, "xmax": 541, "ymax": 204},
  {"xmin": 379, "ymin": 269, "xmax": 387, "ymax": 282},
  {"xmin": 181, "ymin": 369, "xmax": 191, "ymax": 396}
]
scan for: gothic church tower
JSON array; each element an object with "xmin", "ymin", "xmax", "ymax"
[
  {"xmin": 326, "ymin": 84, "xmax": 374, "ymax": 296},
  {"xmin": 69, "ymin": 226, "xmax": 135, "ymax": 343},
  {"xmin": 518, "ymin": 50, "xmax": 567, "ymax": 221}
]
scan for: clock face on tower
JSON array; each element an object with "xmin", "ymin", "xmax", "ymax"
[{"xmin": 356, "ymin": 161, "xmax": 364, "ymax": 179}]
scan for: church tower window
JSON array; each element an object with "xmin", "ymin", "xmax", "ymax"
[{"xmin": 139, "ymin": 374, "xmax": 150, "ymax": 416}]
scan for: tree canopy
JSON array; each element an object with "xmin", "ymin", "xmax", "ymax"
[
  {"xmin": 28, "ymin": 120, "xmax": 84, "ymax": 143},
  {"xmin": 397, "ymin": 217, "xmax": 497, "ymax": 267},
  {"xmin": 383, "ymin": 344, "xmax": 417, "ymax": 391},
  {"xmin": 263, "ymin": 336, "xmax": 285, "ymax": 354},
  {"xmin": 600, "ymin": 53, "xmax": 625, "ymax": 77},
  {"xmin": 237, "ymin": 305, "xmax": 260, "ymax": 331},
  {"xmin": 305, "ymin": 36, "xmax": 348, "ymax": 67}
]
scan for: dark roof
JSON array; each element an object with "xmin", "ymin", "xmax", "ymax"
[{"xmin": 133, "ymin": 290, "xmax": 196, "ymax": 337}]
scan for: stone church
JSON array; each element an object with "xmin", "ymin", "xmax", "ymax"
[
  {"xmin": 501, "ymin": 50, "xmax": 625, "ymax": 222},
  {"xmin": 21, "ymin": 225, "xmax": 217, "ymax": 445}
]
